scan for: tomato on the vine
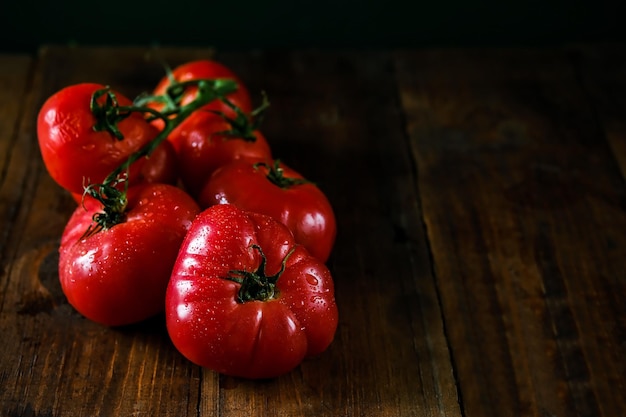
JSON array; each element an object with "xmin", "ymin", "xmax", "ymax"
[
  {"xmin": 169, "ymin": 111, "xmax": 272, "ymax": 197},
  {"xmin": 166, "ymin": 204, "xmax": 338, "ymax": 379},
  {"xmin": 148, "ymin": 60, "xmax": 252, "ymax": 131},
  {"xmin": 198, "ymin": 159, "xmax": 336, "ymax": 262},
  {"xmin": 37, "ymin": 83, "xmax": 158, "ymax": 195},
  {"xmin": 59, "ymin": 183, "xmax": 200, "ymax": 326},
  {"xmin": 69, "ymin": 140, "xmax": 179, "ymax": 204}
]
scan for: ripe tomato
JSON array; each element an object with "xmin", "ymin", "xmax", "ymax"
[
  {"xmin": 166, "ymin": 204, "xmax": 338, "ymax": 379},
  {"xmin": 69, "ymin": 140, "xmax": 179, "ymax": 204},
  {"xmin": 137, "ymin": 138, "xmax": 179, "ymax": 186},
  {"xmin": 37, "ymin": 83, "xmax": 158, "ymax": 195},
  {"xmin": 148, "ymin": 59, "xmax": 252, "ymax": 131},
  {"xmin": 169, "ymin": 111, "xmax": 272, "ymax": 197},
  {"xmin": 59, "ymin": 183, "xmax": 200, "ymax": 326},
  {"xmin": 198, "ymin": 160, "xmax": 336, "ymax": 262}
]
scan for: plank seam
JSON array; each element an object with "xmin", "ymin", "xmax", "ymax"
[{"xmin": 390, "ymin": 51, "xmax": 465, "ymax": 417}]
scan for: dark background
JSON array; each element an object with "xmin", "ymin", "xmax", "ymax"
[{"xmin": 0, "ymin": 0, "xmax": 623, "ymax": 52}]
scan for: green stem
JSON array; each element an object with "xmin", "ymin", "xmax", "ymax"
[
  {"xmin": 226, "ymin": 244, "xmax": 295, "ymax": 303},
  {"xmin": 254, "ymin": 160, "xmax": 312, "ymax": 189}
]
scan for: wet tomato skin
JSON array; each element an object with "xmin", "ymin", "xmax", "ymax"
[
  {"xmin": 166, "ymin": 204, "xmax": 338, "ymax": 379},
  {"xmin": 59, "ymin": 183, "xmax": 200, "ymax": 326},
  {"xmin": 198, "ymin": 160, "xmax": 336, "ymax": 262},
  {"xmin": 169, "ymin": 111, "xmax": 272, "ymax": 197},
  {"xmin": 69, "ymin": 139, "xmax": 179, "ymax": 204},
  {"xmin": 37, "ymin": 83, "xmax": 158, "ymax": 195}
]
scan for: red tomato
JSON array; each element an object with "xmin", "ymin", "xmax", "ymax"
[
  {"xmin": 70, "ymin": 140, "xmax": 179, "ymax": 204},
  {"xmin": 37, "ymin": 83, "xmax": 158, "ymax": 195},
  {"xmin": 149, "ymin": 60, "xmax": 252, "ymax": 131},
  {"xmin": 136, "ymin": 138, "xmax": 179, "ymax": 185},
  {"xmin": 59, "ymin": 183, "xmax": 200, "ymax": 326},
  {"xmin": 198, "ymin": 160, "xmax": 336, "ymax": 262},
  {"xmin": 166, "ymin": 204, "xmax": 338, "ymax": 379},
  {"xmin": 169, "ymin": 111, "xmax": 272, "ymax": 197}
]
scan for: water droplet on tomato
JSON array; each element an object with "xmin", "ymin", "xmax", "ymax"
[
  {"xmin": 305, "ymin": 274, "xmax": 319, "ymax": 286},
  {"xmin": 310, "ymin": 295, "xmax": 324, "ymax": 305},
  {"xmin": 82, "ymin": 143, "xmax": 96, "ymax": 151}
]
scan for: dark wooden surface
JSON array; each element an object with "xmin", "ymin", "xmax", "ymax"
[{"xmin": 0, "ymin": 45, "xmax": 624, "ymax": 417}]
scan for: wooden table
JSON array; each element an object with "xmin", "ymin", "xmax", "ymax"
[{"xmin": 1, "ymin": 45, "xmax": 625, "ymax": 417}]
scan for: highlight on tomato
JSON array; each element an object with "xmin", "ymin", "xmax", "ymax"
[{"xmin": 166, "ymin": 204, "xmax": 338, "ymax": 379}]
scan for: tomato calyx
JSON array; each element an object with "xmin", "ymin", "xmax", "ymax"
[
  {"xmin": 209, "ymin": 92, "xmax": 270, "ymax": 142},
  {"xmin": 90, "ymin": 88, "xmax": 133, "ymax": 140},
  {"xmin": 226, "ymin": 244, "xmax": 295, "ymax": 303},
  {"xmin": 254, "ymin": 160, "xmax": 311, "ymax": 189},
  {"xmin": 81, "ymin": 177, "xmax": 129, "ymax": 237}
]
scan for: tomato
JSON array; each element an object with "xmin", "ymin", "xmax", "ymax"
[
  {"xmin": 69, "ymin": 140, "xmax": 179, "ymax": 204},
  {"xmin": 148, "ymin": 60, "xmax": 252, "ymax": 131},
  {"xmin": 168, "ymin": 111, "xmax": 272, "ymax": 197},
  {"xmin": 166, "ymin": 204, "xmax": 338, "ymax": 379},
  {"xmin": 37, "ymin": 83, "xmax": 158, "ymax": 195},
  {"xmin": 198, "ymin": 160, "xmax": 336, "ymax": 262},
  {"xmin": 137, "ymin": 138, "xmax": 179, "ymax": 186},
  {"xmin": 59, "ymin": 183, "xmax": 200, "ymax": 326}
]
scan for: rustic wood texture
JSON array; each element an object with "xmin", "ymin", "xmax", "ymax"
[
  {"xmin": 395, "ymin": 47, "xmax": 626, "ymax": 417},
  {"xmin": 1, "ymin": 45, "xmax": 624, "ymax": 417}
]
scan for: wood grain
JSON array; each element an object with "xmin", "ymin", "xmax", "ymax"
[
  {"xmin": 395, "ymin": 47, "xmax": 626, "ymax": 417},
  {"xmin": 0, "ymin": 47, "xmax": 458, "ymax": 416}
]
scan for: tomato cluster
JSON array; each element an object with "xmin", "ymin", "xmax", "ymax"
[{"xmin": 36, "ymin": 59, "xmax": 338, "ymax": 379}]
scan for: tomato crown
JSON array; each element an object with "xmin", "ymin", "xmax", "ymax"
[
  {"xmin": 226, "ymin": 244, "xmax": 295, "ymax": 303},
  {"xmin": 90, "ymin": 88, "xmax": 133, "ymax": 140},
  {"xmin": 254, "ymin": 160, "xmax": 312, "ymax": 189}
]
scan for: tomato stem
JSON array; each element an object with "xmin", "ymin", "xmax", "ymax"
[
  {"xmin": 227, "ymin": 244, "xmax": 295, "ymax": 303},
  {"xmin": 208, "ymin": 92, "xmax": 270, "ymax": 142},
  {"xmin": 254, "ymin": 160, "xmax": 312, "ymax": 189}
]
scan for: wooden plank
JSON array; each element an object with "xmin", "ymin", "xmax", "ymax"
[
  {"xmin": 0, "ymin": 54, "xmax": 33, "ymax": 272},
  {"xmin": 0, "ymin": 47, "xmax": 459, "ymax": 416},
  {"xmin": 395, "ymin": 48, "xmax": 626, "ymax": 417}
]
